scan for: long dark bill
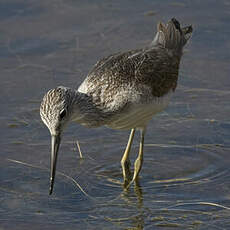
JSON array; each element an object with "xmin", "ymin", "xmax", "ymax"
[{"xmin": 49, "ymin": 134, "xmax": 61, "ymax": 195}]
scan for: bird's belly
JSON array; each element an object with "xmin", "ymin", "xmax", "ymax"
[{"xmin": 106, "ymin": 92, "xmax": 172, "ymax": 130}]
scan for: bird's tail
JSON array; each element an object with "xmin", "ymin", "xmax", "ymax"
[{"xmin": 152, "ymin": 18, "xmax": 193, "ymax": 51}]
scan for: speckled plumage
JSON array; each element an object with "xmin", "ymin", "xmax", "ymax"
[
  {"xmin": 77, "ymin": 47, "xmax": 180, "ymax": 129},
  {"xmin": 40, "ymin": 18, "xmax": 193, "ymax": 194}
]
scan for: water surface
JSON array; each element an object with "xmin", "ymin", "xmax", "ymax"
[{"xmin": 1, "ymin": 0, "xmax": 230, "ymax": 229}]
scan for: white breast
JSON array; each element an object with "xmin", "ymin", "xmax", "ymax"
[{"xmin": 106, "ymin": 91, "xmax": 173, "ymax": 130}]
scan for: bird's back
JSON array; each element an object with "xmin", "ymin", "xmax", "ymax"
[
  {"xmin": 78, "ymin": 46, "xmax": 179, "ymax": 108},
  {"xmin": 77, "ymin": 18, "xmax": 192, "ymax": 129}
]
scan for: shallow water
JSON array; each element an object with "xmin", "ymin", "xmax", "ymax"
[{"xmin": 1, "ymin": 0, "xmax": 230, "ymax": 229}]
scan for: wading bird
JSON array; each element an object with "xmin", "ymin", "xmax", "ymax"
[{"xmin": 40, "ymin": 18, "xmax": 192, "ymax": 195}]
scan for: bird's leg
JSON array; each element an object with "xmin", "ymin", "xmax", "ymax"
[
  {"xmin": 131, "ymin": 128, "xmax": 145, "ymax": 184},
  {"xmin": 121, "ymin": 128, "xmax": 135, "ymax": 186}
]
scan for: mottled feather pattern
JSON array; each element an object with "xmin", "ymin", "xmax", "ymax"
[
  {"xmin": 41, "ymin": 18, "xmax": 192, "ymax": 130},
  {"xmin": 78, "ymin": 46, "xmax": 180, "ymax": 114}
]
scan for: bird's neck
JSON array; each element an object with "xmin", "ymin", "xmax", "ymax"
[{"xmin": 70, "ymin": 90, "xmax": 105, "ymax": 127}]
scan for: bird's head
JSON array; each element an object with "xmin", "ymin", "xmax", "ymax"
[{"xmin": 40, "ymin": 86, "xmax": 75, "ymax": 195}]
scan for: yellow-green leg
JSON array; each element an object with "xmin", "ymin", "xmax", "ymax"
[
  {"xmin": 121, "ymin": 128, "xmax": 135, "ymax": 185},
  {"xmin": 131, "ymin": 128, "xmax": 145, "ymax": 184}
]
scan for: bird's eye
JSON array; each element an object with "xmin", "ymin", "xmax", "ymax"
[{"xmin": 59, "ymin": 109, "xmax": 67, "ymax": 120}]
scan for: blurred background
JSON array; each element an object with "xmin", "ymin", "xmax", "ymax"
[{"xmin": 0, "ymin": 0, "xmax": 230, "ymax": 229}]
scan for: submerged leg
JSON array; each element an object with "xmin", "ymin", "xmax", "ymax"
[
  {"xmin": 121, "ymin": 129, "xmax": 135, "ymax": 185},
  {"xmin": 131, "ymin": 128, "xmax": 145, "ymax": 184}
]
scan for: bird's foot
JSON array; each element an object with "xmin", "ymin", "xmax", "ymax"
[{"xmin": 121, "ymin": 159, "xmax": 132, "ymax": 183}]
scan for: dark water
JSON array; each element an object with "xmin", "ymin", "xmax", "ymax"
[{"xmin": 1, "ymin": 0, "xmax": 230, "ymax": 229}]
